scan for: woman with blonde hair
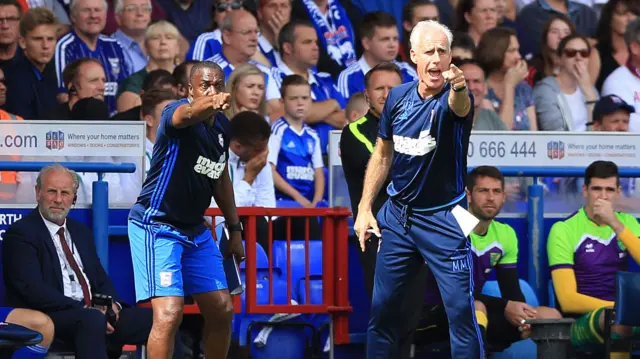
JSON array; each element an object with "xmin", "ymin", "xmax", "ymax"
[
  {"xmin": 116, "ymin": 20, "xmax": 181, "ymax": 113},
  {"xmin": 224, "ymin": 63, "xmax": 268, "ymax": 120}
]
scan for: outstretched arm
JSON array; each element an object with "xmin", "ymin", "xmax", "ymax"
[{"xmin": 444, "ymin": 64, "xmax": 471, "ymax": 117}]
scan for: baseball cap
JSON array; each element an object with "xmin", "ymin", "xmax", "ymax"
[{"xmin": 593, "ymin": 95, "xmax": 635, "ymax": 121}]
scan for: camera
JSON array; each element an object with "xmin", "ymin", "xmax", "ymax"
[{"xmin": 92, "ymin": 293, "xmax": 118, "ymax": 327}]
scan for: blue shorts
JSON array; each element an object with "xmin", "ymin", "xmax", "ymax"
[
  {"xmin": 0, "ymin": 307, "xmax": 12, "ymax": 322},
  {"xmin": 128, "ymin": 220, "xmax": 228, "ymax": 302}
]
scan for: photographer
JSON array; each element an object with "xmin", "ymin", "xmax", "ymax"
[{"xmin": 1, "ymin": 164, "xmax": 181, "ymax": 359}]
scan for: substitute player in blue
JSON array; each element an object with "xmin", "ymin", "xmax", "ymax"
[
  {"xmin": 354, "ymin": 20, "xmax": 483, "ymax": 358},
  {"xmin": 128, "ymin": 61, "xmax": 245, "ymax": 359}
]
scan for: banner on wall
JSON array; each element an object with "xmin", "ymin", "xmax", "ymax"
[
  {"xmin": 329, "ymin": 131, "xmax": 640, "ymax": 168},
  {"xmin": 467, "ymin": 131, "xmax": 640, "ymax": 168},
  {"xmin": 0, "ymin": 120, "xmax": 145, "ymax": 157},
  {"xmin": 0, "ymin": 209, "xmax": 28, "ymax": 241}
]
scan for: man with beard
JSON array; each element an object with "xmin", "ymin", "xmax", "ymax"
[
  {"xmin": 416, "ymin": 166, "xmax": 561, "ymax": 351},
  {"xmin": 2, "ymin": 164, "xmax": 160, "ymax": 359}
]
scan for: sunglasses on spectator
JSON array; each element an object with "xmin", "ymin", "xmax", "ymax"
[
  {"xmin": 563, "ymin": 48, "xmax": 590, "ymax": 58},
  {"xmin": 216, "ymin": 1, "xmax": 243, "ymax": 12}
]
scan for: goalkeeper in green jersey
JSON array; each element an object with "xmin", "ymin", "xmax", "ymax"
[
  {"xmin": 548, "ymin": 161, "xmax": 640, "ymax": 357},
  {"xmin": 417, "ymin": 166, "xmax": 560, "ymax": 349}
]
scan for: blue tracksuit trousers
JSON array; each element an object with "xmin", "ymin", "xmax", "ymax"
[{"xmin": 367, "ymin": 199, "xmax": 484, "ymax": 359}]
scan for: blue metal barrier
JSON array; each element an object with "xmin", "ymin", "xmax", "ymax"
[
  {"xmin": 484, "ymin": 166, "xmax": 640, "ymax": 304},
  {"xmin": 0, "ymin": 161, "xmax": 136, "ymax": 273}
]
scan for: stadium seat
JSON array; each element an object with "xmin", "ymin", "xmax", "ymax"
[
  {"xmin": 481, "ymin": 279, "xmax": 540, "ymax": 307},
  {"xmin": 548, "ymin": 280, "xmax": 557, "ymax": 309},
  {"xmin": 276, "ymin": 199, "xmax": 302, "ymax": 208},
  {"xmin": 603, "ymin": 272, "xmax": 640, "ymax": 357},
  {"xmin": 272, "ymin": 240, "xmax": 323, "ymax": 286},
  {"xmin": 238, "ymin": 279, "xmax": 316, "ymax": 359},
  {"xmin": 214, "ymin": 223, "xmax": 278, "ymax": 280},
  {"xmin": 297, "ymin": 279, "xmax": 323, "ymax": 305},
  {"xmin": 0, "ymin": 323, "xmax": 42, "ymax": 359}
]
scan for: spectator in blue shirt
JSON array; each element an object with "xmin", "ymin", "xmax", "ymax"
[
  {"xmin": 4, "ymin": 7, "xmax": 58, "ymax": 119},
  {"xmin": 274, "ymin": 19, "xmax": 346, "ymax": 155},
  {"xmin": 54, "ymin": 0, "xmax": 133, "ymax": 115},
  {"xmin": 337, "ymin": 11, "xmax": 418, "ymax": 100},
  {"xmin": 111, "ymin": 0, "xmax": 152, "ymax": 73},
  {"xmin": 268, "ymin": 74, "xmax": 324, "ymax": 208},
  {"xmin": 186, "ymin": 0, "xmax": 244, "ymax": 61},
  {"xmin": 206, "ymin": 9, "xmax": 283, "ymax": 118},
  {"xmin": 253, "ymin": 0, "xmax": 291, "ymax": 68}
]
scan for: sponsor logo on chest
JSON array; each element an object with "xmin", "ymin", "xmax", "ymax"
[{"xmin": 194, "ymin": 153, "xmax": 226, "ymax": 179}]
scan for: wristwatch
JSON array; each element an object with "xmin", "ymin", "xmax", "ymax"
[{"xmin": 226, "ymin": 222, "xmax": 243, "ymax": 233}]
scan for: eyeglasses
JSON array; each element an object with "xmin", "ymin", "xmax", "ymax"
[
  {"xmin": 216, "ymin": 1, "xmax": 243, "ymax": 12},
  {"xmin": 124, "ymin": 5, "xmax": 152, "ymax": 13},
  {"xmin": 563, "ymin": 48, "xmax": 590, "ymax": 58}
]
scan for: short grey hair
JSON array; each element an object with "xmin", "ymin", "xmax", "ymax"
[
  {"xmin": 115, "ymin": 0, "xmax": 152, "ymax": 14},
  {"xmin": 410, "ymin": 20, "xmax": 454, "ymax": 51},
  {"xmin": 624, "ymin": 18, "xmax": 640, "ymax": 48},
  {"xmin": 36, "ymin": 164, "xmax": 80, "ymax": 194},
  {"xmin": 70, "ymin": 0, "xmax": 108, "ymax": 14},
  {"xmin": 220, "ymin": 12, "xmax": 234, "ymax": 32}
]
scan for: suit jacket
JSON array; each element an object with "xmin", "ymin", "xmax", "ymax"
[{"xmin": 2, "ymin": 208, "xmax": 118, "ymax": 313}]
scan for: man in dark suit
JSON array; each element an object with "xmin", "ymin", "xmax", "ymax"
[{"xmin": 2, "ymin": 163, "xmax": 154, "ymax": 359}]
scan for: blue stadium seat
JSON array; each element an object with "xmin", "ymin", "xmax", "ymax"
[
  {"xmin": 239, "ymin": 242, "xmax": 276, "ymax": 280},
  {"xmin": 297, "ymin": 279, "xmax": 323, "ymax": 305},
  {"xmin": 238, "ymin": 279, "xmax": 315, "ymax": 359},
  {"xmin": 482, "ymin": 280, "xmax": 539, "ymax": 359},
  {"xmin": 481, "ymin": 279, "xmax": 540, "ymax": 307},
  {"xmin": 548, "ymin": 280, "xmax": 557, "ymax": 309},
  {"xmin": 276, "ymin": 199, "xmax": 302, "ymax": 208},
  {"xmin": 272, "ymin": 240, "xmax": 323, "ymax": 286},
  {"xmin": 214, "ymin": 223, "xmax": 278, "ymax": 280}
]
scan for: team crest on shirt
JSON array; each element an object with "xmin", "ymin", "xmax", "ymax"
[
  {"xmin": 219, "ymin": 134, "xmax": 224, "ymax": 147},
  {"xmin": 108, "ymin": 58, "xmax": 120, "ymax": 77},
  {"xmin": 307, "ymin": 139, "xmax": 314, "ymax": 154},
  {"xmin": 397, "ymin": 99, "xmax": 414, "ymax": 121},
  {"xmin": 490, "ymin": 252, "xmax": 501, "ymax": 267}
]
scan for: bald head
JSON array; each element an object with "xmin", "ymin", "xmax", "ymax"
[{"xmin": 220, "ymin": 9, "xmax": 259, "ymax": 58}]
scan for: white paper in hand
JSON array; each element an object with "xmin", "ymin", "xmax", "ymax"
[{"xmin": 451, "ymin": 205, "xmax": 480, "ymax": 237}]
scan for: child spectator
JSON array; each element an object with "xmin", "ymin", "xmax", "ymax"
[{"xmin": 268, "ymin": 74, "xmax": 324, "ymax": 208}]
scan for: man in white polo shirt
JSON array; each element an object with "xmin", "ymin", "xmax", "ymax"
[{"xmin": 602, "ymin": 18, "xmax": 640, "ymax": 132}]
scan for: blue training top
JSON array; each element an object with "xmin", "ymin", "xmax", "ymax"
[
  {"xmin": 129, "ymin": 98, "xmax": 231, "ymax": 236},
  {"xmin": 379, "ymin": 81, "xmax": 474, "ymax": 210}
]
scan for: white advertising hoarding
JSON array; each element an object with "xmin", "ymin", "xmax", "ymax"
[
  {"xmin": 468, "ymin": 131, "xmax": 640, "ymax": 168},
  {"xmin": 0, "ymin": 120, "xmax": 145, "ymax": 208},
  {"xmin": 0, "ymin": 120, "xmax": 145, "ymax": 157},
  {"xmin": 329, "ymin": 130, "xmax": 640, "ymax": 168}
]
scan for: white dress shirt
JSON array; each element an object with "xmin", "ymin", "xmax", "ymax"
[
  {"xmin": 208, "ymin": 149, "xmax": 276, "ymax": 225},
  {"xmin": 40, "ymin": 212, "xmax": 92, "ymax": 303}
]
